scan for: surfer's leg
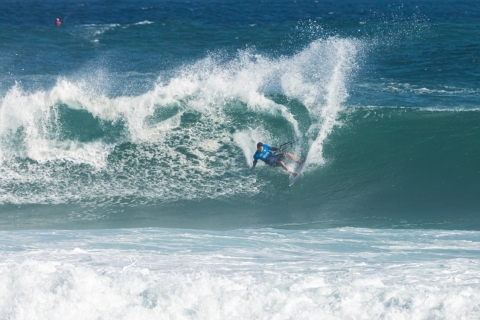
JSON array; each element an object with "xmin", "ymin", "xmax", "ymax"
[
  {"xmin": 284, "ymin": 152, "xmax": 300, "ymax": 163},
  {"xmin": 279, "ymin": 161, "xmax": 297, "ymax": 176},
  {"xmin": 285, "ymin": 152, "xmax": 305, "ymax": 164}
]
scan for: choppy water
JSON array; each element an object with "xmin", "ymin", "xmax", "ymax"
[{"xmin": 1, "ymin": 0, "xmax": 480, "ymax": 318}]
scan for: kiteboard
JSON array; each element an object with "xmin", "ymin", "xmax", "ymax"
[{"xmin": 288, "ymin": 159, "xmax": 306, "ymax": 186}]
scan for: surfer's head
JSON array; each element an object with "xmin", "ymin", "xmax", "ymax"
[{"xmin": 256, "ymin": 142, "xmax": 263, "ymax": 152}]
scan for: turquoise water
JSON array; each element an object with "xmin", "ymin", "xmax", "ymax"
[{"xmin": 1, "ymin": 0, "xmax": 480, "ymax": 318}]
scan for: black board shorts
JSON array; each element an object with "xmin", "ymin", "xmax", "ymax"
[{"xmin": 267, "ymin": 153, "xmax": 285, "ymax": 167}]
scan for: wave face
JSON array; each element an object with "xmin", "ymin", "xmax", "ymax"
[{"xmin": 0, "ymin": 37, "xmax": 367, "ymax": 230}]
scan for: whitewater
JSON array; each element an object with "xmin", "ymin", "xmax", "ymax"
[{"xmin": 2, "ymin": 228, "xmax": 480, "ymax": 319}]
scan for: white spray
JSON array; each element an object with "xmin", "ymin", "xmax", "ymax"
[{"xmin": 304, "ymin": 38, "xmax": 359, "ymax": 168}]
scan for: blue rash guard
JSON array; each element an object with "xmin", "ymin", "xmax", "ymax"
[{"xmin": 253, "ymin": 144, "xmax": 283, "ymax": 167}]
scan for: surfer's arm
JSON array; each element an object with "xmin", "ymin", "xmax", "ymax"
[{"xmin": 252, "ymin": 159, "xmax": 258, "ymax": 168}]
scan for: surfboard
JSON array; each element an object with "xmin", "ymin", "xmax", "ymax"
[{"xmin": 289, "ymin": 160, "xmax": 306, "ymax": 186}]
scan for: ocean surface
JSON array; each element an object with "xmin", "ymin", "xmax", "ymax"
[{"xmin": 1, "ymin": 0, "xmax": 480, "ymax": 318}]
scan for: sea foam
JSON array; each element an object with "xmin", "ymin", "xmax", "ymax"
[{"xmin": 1, "ymin": 228, "xmax": 480, "ymax": 320}]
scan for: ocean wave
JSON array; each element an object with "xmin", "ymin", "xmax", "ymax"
[
  {"xmin": 133, "ymin": 21, "xmax": 154, "ymax": 25},
  {"xmin": 360, "ymin": 82, "xmax": 480, "ymax": 96},
  {"xmin": 0, "ymin": 37, "xmax": 361, "ymax": 206},
  {"xmin": 348, "ymin": 105, "xmax": 480, "ymax": 112},
  {"xmin": 76, "ymin": 23, "xmax": 121, "ymax": 38}
]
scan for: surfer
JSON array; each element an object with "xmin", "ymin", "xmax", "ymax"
[
  {"xmin": 252, "ymin": 142, "xmax": 304, "ymax": 176},
  {"xmin": 55, "ymin": 18, "xmax": 61, "ymax": 26}
]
